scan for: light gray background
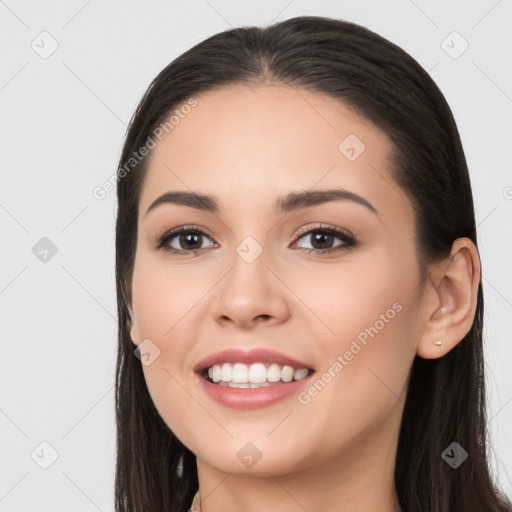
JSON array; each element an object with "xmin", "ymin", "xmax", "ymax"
[{"xmin": 0, "ymin": 1, "xmax": 511, "ymax": 510}]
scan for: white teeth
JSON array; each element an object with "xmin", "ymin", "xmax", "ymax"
[
  {"xmin": 231, "ymin": 363, "xmax": 248, "ymax": 383},
  {"xmin": 221, "ymin": 363, "xmax": 231, "ymax": 382},
  {"xmin": 220, "ymin": 381, "xmax": 273, "ymax": 388},
  {"xmin": 212, "ymin": 365, "xmax": 222, "ymax": 382},
  {"xmin": 205, "ymin": 362, "xmax": 311, "ymax": 385},
  {"xmin": 248, "ymin": 363, "xmax": 267, "ymax": 383},
  {"xmin": 267, "ymin": 363, "xmax": 282, "ymax": 382},
  {"xmin": 293, "ymin": 368, "xmax": 309, "ymax": 380},
  {"xmin": 228, "ymin": 382, "xmax": 250, "ymax": 388},
  {"xmin": 282, "ymin": 366, "xmax": 294, "ymax": 383}
]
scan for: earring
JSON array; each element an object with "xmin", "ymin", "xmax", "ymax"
[{"xmin": 433, "ymin": 340, "xmax": 442, "ymax": 346}]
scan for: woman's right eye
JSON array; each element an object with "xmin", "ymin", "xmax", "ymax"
[{"xmin": 156, "ymin": 226, "xmax": 216, "ymax": 254}]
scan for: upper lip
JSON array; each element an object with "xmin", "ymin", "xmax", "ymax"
[{"xmin": 194, "ymin": 348, "xmax": 315, "ymax": 373}]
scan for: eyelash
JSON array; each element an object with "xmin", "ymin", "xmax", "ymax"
[{"xmin": 154, "ymin": 223, "xmax": 357, "ymax": 256}]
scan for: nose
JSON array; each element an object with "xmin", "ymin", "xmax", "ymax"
[{"xmin": 212, "ymin": 245, "xmax": 290, "ymax": 330}]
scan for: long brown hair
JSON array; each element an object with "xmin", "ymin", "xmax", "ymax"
[{"xmin": 114, "ymin": 15, "xmax": 512, "ymax": 511}]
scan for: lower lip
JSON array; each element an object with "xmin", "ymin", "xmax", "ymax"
[{"xmin": 195, "ymin": 372, "xmax": 315, "ymax": 409}]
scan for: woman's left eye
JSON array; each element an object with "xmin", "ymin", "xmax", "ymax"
[
  {"xmin": 292, "ymin": 225, "xmax": 357, "ymax": 254},
  {"xmin": 155, "ymin": 224, "xmax": 357, "ymax": 255}
]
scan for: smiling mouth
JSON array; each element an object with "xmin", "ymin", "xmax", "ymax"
[{"xmin": 199, "ymin": 362, "xmax": 315, "ymax": 388}]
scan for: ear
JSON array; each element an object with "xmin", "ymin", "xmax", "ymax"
[
  {"xmin": 416, "ymin": 237, "xmax": 481, "ymax": 359},
  {"xmin": 123, "ymin": 276, "xmax": 141, "ymax": 346},
  {"xmin": 127, "ymin": 302, "xmax": 141, "ymax": 346}
]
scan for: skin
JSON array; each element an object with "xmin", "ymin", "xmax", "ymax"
[{"xmin": 127, "ymin": 83, "xmax": 481, "ymax": 512}]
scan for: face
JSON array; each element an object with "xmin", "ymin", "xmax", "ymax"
[{"xmin": 128, "ymin": 84, "xmax": 425, "ymax": 476}]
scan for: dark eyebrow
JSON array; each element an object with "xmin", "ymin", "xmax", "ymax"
[
  {"xmin": 276, "ymin": 189, "xmax": 378, "ymax": 215},
  {"xmin": 144, "ymin": 188, "xmax": 378, "ymax": 217}
]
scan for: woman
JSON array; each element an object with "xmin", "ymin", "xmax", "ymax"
[{"xmin": 113, "ymin": 15, "xmax": 512, "ymax": 512}]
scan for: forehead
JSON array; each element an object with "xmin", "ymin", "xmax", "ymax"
[{"xmin": 138, "ymin": 84, "xmax": 412, "ymax": 224}]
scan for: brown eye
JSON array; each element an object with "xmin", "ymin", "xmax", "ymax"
[
  {"xmin": 156, "ymin": 226, "xmax": 216, "ymax": 254},
  {"xmin": 293, "ymin": 225, "xmax": 357, "ymax": 254}
]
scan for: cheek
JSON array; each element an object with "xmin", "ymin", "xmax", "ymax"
[
  {"xmin": 131, "ymin": 251, "xmax": 207, "ymax": 341},
  {"xmin": 130, "ymin": 255, "xmax": 211, "ymax": 445},
  {"xmin": 288, "ymin": 284, "xmax": 417, "ymax": 467},
  {"xmin": 131, "ymin": 256, "xmax": 197, "ymax": 370},
  {"xmin": 293, "ymin": 248, "xmax": 417, "ymax": 354},
  {"xmin": 297, "ymin": 254, "xmax": 418, "ymax": 412}
]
